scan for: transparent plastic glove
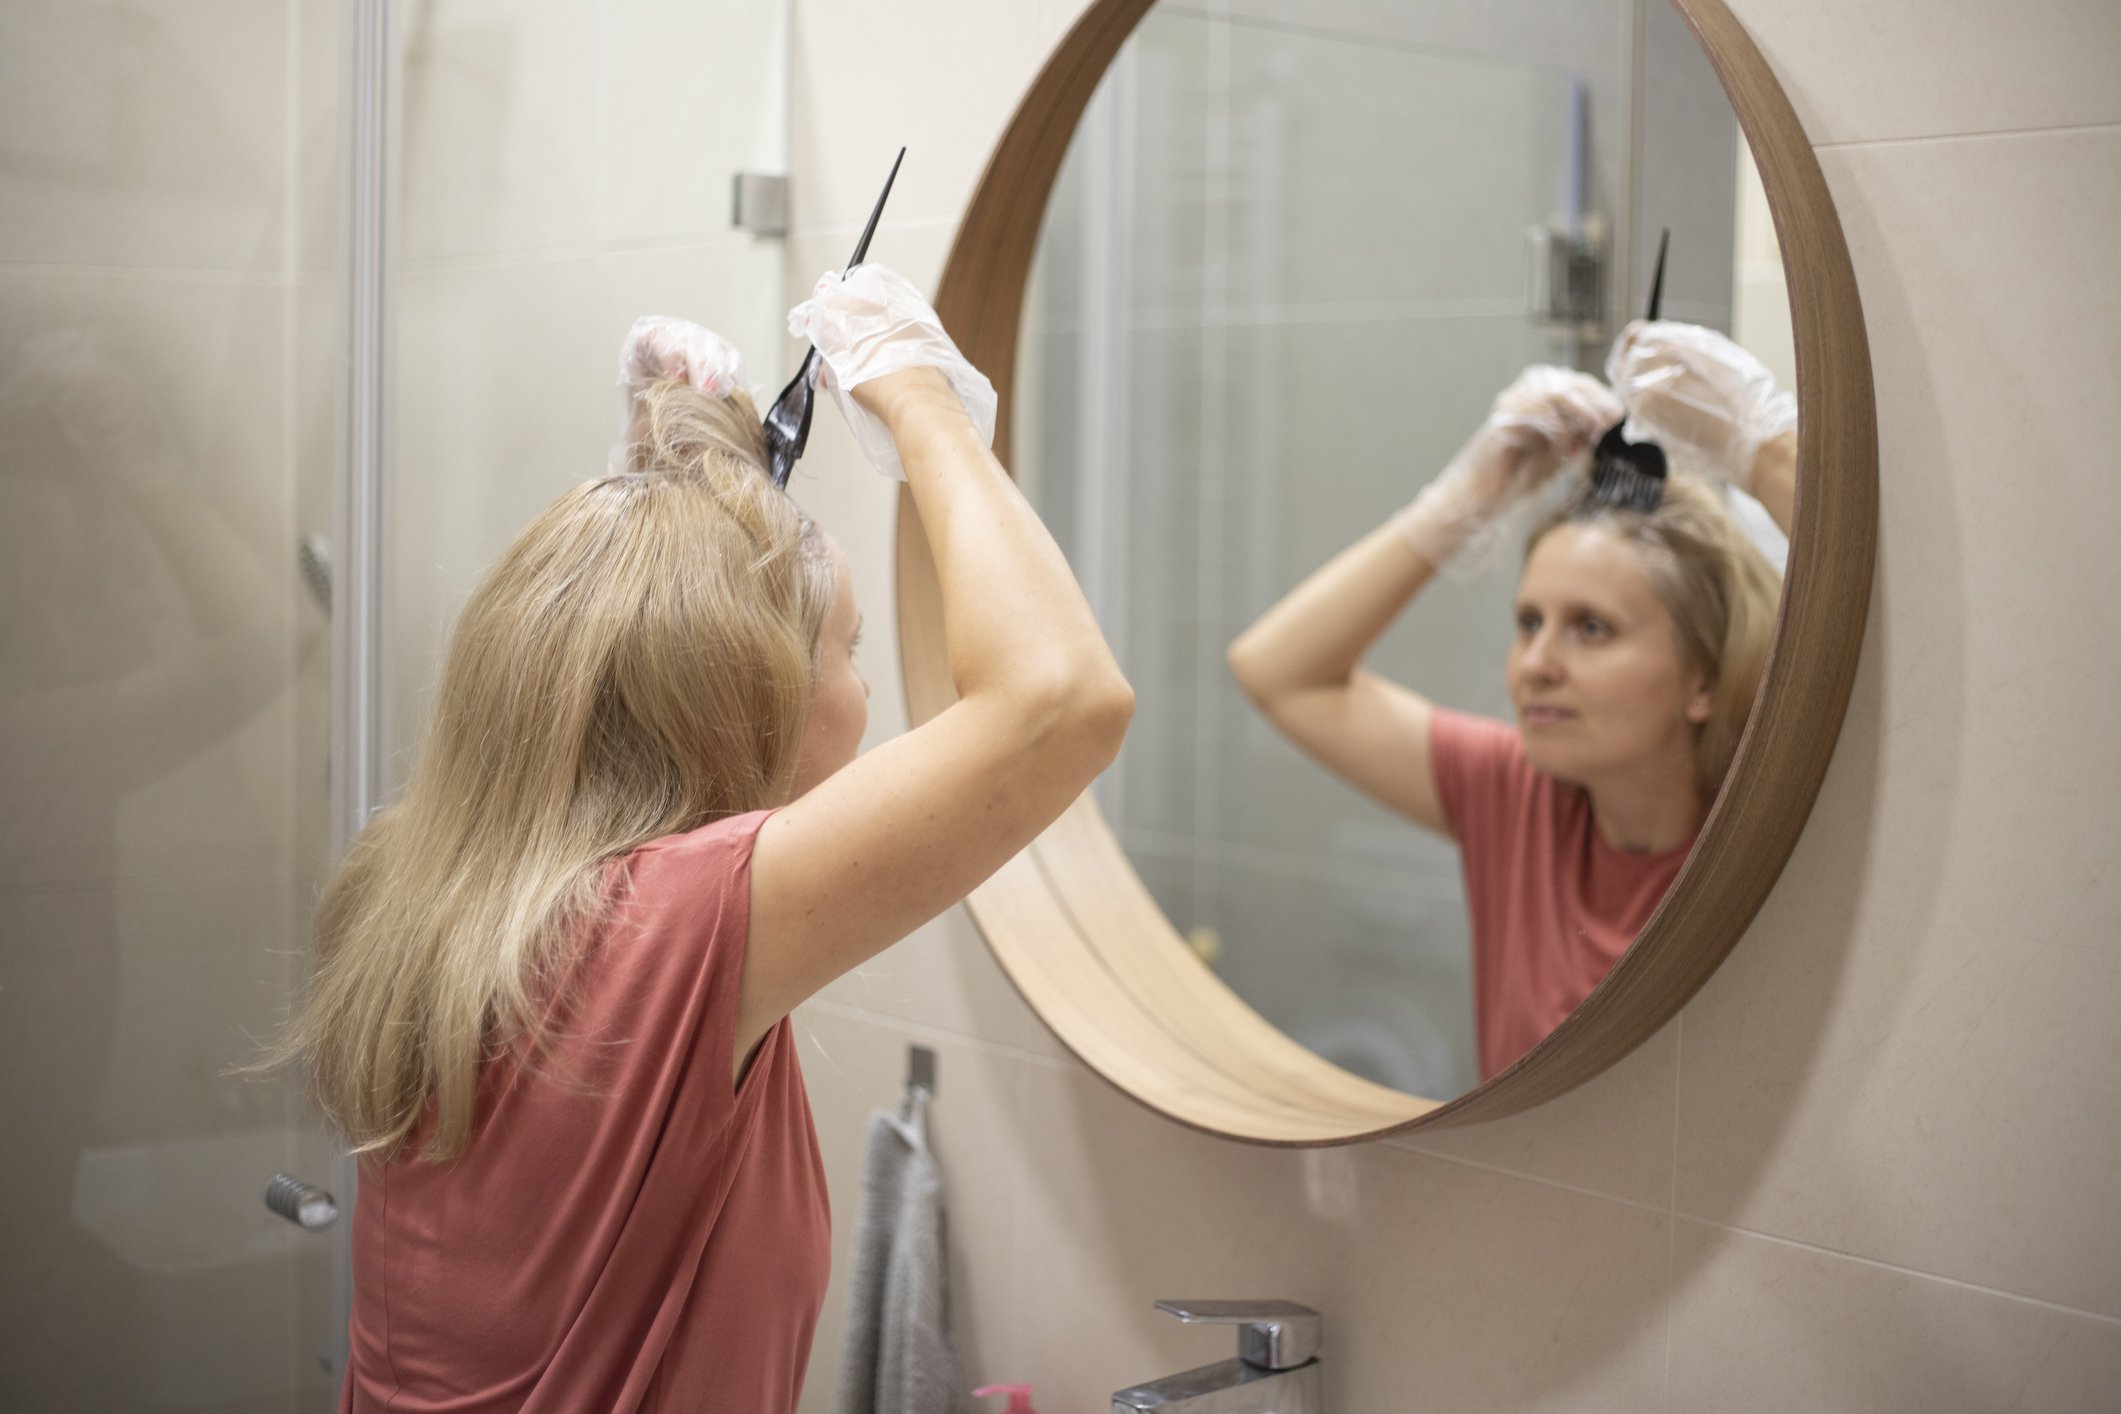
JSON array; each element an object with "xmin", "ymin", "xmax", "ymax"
[
  {"xmin": 1392, "ymin": 366, "xmax": 1623, "ymax": 574},
  {"xmin": 786, "ymin": 263, "xmax": 997, "ymax": 480},
  {"xmin": 1605, "ymin": 319, "xmax": 1795, "ymax": 492},
  {"xmin": 618, "ymin": 315, "xmax": 745, "ymax": 400}
]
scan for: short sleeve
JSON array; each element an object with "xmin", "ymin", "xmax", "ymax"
[{"xmin": 1425, "ymin": 708, "xmax": 1526, "ymax": 844}]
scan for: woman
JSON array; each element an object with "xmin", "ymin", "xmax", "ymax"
[
  {"xmin": 1227, "ymin": 321, "xmax": 1793, "ymax": 1081},
  {"xmin": 271, "ymin": 267, "xmax": 1131, "ymax": 1412}
]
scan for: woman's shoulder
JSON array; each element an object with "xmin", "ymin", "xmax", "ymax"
[
  {"xmin": 1427, "ymin": 706, "xmax": 1529, "ymax": 777},
  {"xmin": 612, "ymin": 808, "xmax": 778, "ymax": 926},
  {"xmin": 630, "ymin": 807, "xmax": 776, "ymax": 864}
]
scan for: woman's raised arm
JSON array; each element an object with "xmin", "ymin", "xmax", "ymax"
[
  {"xmin": 740, "ymin": 273, "xmax": 1131, "ymax": 1065},
  {"xmin": 1227, "ymin": 367, "xmax": 1621, "ymax": 836}
]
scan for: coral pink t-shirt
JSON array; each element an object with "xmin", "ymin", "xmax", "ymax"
[
  {"xmin": 340, "ymin": 810, "xmax": 829, "ymax": 1414},
  {"xmin": 1427, "ymin": 709, "xmax": 1696, "ymax": 1081}
]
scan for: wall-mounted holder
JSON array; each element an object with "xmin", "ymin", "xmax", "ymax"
[
  {"xmin": 905, "ymin": 1044, "xmax": 937, "ymax": 1099},
  {"xmin": 731, "ymin": 171, "xmax": 790, "ymax": 236}
]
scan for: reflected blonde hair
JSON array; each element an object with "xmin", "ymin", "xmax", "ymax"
[
  {"xmin": 270, "ymin": 383, "xmax": 836, "ymax": 1160},
  {"xmin": 1527, "ymin": 474, "xmax": 1781, "ymax": 798}
]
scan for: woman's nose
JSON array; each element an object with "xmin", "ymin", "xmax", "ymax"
[{"xmin": 1521, "ymin": 630, "xmax": 1564, "ymax": 682}]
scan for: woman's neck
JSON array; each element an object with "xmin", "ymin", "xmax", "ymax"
[{"xmin": 1584, "ymin": 755, "xmax": 1708, "ymax": 855}]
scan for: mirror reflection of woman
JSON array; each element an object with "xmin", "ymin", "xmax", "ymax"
[{"xmin": 1228, "ymin": 321, "xmax": 1795, "ymax": 1081}]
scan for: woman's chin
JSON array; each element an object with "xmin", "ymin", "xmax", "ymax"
[{"xmin": 1519, "ymin": 737, "xmax": 1593, "ymax": 787}]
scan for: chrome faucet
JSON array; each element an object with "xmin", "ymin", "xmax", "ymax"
[{"xmin": 1111, "ymin": 1300, "xmax": 1323, "ymax": 1413}]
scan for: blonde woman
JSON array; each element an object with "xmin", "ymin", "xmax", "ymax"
[
  {"xmin": 275, "ymin": 267, "xmax": 1130, "ymax": 1412},
  {"xmin": 1228, "ymin": 321, "xmax": 1791, "ymax": 1082}
]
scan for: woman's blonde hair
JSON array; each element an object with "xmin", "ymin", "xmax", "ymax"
[
  {"xmin": 270, "ymin": 383, "xmax": 837, "ymax": 1161},
  {"xmin": 1527, "ymin": 473, "xmax": 1781, "ymax": 799}
]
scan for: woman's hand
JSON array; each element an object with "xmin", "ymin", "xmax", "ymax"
[
  {"xmin": 1605, "ymin": 319, "xmax": 1796, "ymax": 494},
  {"xmin": 787, "ymin": 264, "xmax": 997, "ymax": 479},
  {"xmin": 618, "ymin": 315, "xmax": 744, "ymax": 398},
  {"xmin": 848, "ymin": 364, "xmax": 956, "ymax": 430},
  {"xmin": 1392, "ymin": 366, "xmax": 1622, "ymax": 572}
]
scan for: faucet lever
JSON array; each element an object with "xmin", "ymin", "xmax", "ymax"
[{"xmin": 1152, "ymin": 1299, "xmax": 1321, "ymax": 1370}]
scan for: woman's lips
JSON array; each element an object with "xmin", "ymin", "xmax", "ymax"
[{"xmin": 1521, "ymin": 704, "xmax": 1577, "ymax": 725}]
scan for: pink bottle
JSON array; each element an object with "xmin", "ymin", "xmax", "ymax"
[{"xmin": 972, "ymin": 1383, "xmax": 1038, "ymax": 1414}]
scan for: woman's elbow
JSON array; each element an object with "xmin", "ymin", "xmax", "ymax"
[
  {"xmin": 1027, "ymin": 663, "xmax": 1133, "ymax": 774},
  {"xmin": 1067, "ymin": 665, "xmax": 1134, "ymax": 761},
  {"xmin": 1225, "ymin": 635, "xmax": 1277, "ymax": 709}
]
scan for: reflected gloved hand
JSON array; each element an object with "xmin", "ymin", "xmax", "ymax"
[
  {"xmin": 785, "ymin": 263, "xmax": 997, "ymax": 480},
  {"xmin": 1391, "ymin": 365, "xmax": 1622, "ymax": 573},
  {"xmin": 618, "ymin": 315, "xmax": 745, "ymax": 399},
  {"xmin": 1605, "ymin": 319, "xmax": 1795, "ymax": 492}
]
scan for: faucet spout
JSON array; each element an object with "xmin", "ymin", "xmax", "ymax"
[
  {"xmin": 1112, "ymin": 1300, "xmax": 1325, "ymax": 1413},
  {"xmin": 1111, "ymin": 1356, "xmax": 1321, "ymax": 1414}
]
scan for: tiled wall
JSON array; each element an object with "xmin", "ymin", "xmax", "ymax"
[
  {"xmin": 383, "ymin": 0, "xmax": 791, "ymax": 766},
  {"xmin": 784, "ymin": 0, "xmax": 2121, "ymax": 1409}
]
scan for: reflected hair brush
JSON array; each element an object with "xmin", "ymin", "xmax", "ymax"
[{"xmin": 1588, "ymin": 227, "xmax": 1670, "ymax": 513}]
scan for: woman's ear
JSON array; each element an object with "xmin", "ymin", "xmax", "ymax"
[{"xmin": 1686, "ymin": 673, "xmax": 1716, "ymax": 726}]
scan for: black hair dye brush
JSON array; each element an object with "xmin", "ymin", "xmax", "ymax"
[
  {"xmin": 1587, "ymin": 227, "xmax": 1670, "ymax": 512},
  {"xmin": 763, "ymin": 146, "xmax": 907, "ymax": 489}
]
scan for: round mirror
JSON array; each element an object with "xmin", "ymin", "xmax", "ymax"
[{"xmin": 901, "ymin": 0, "xmax": 1875, "ymax": 1141}]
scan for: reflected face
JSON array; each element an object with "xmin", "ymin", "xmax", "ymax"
[
  {"xmin": 790, "ymin": 537, "xmax": 868, "ymax": 798},
  {"xmin": 1507, "ymin": 524, "xmax": 1712, "ymax": 789}
]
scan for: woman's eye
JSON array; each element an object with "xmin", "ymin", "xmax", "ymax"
[
  {"xmin": 1515, "ymin": 611, "xmax": 1540, "ymax": 634},
  {"xmin": 1577, "ymin": 617, "xmax": 1610, "ymax": 640}
]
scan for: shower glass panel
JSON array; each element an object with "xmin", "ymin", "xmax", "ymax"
[
  {"xmin": 0, "ymin": 2, "xmax": 343, "ymax": 1410},
  {"xmin": 1024, "ymin": 9, "xmax": 1574, "ymax": 1098},
  {"xmin": 2, "ymin": 0, "xmax": 788, "ymax": 1406}
]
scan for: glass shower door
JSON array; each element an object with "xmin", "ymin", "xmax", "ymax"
[
  {"xmin": 1, "ymin": 0, "xmax": 791, "ymax": 1406},
  {"xmin": 0, "ymin": 3, "xmax": 343, "ymax": 1410}
]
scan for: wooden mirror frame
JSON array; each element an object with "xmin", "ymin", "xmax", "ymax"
[{"xmin": 895, "ymin": 0, "xmax": 1877, "ymax": 1143}]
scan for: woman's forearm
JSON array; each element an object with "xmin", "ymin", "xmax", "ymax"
[
  {"xmin": 1750, "ymin": 430, "xmax": 1797, "ymax": 536},
  {"xmin": 1228, "ymin": 520, "xmax": 1438, "ymax": 707},
  {"xmin": 881, "ymin": 376, "xmax": 1129, "ymax": 715}
]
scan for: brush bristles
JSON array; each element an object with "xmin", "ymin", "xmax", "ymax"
[{"xmin": 1590, "ymin": 460, "xmax": 1666, "ymax": 512}]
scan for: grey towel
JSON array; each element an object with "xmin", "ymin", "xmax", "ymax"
[{"xmin": 834, "ymin": 1090, "xmax": 970, "ymax": 1414}]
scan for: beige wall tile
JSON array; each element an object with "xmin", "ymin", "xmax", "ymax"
[
  {"xmin": 1668, "ymin": 1220, "xmax": 2121, "ymax": 1412},
  {"xmin": 595, "ymin": 0, "xmax": 789, "ymax": 246},
  {"xmin": 788, "ymin": 0, "xmax": 1046, "ymax": 233},
  {"xmin": 1009, "ymin": 1058, "xmax": 1670, "ymax": 1412},
  {"xmin": 791, "ymin": 1006, "xmax": 1038, "ymax": 1411},
  {"xmin": 394, "ymin": 0, "xmax": 603, "ymax": 263},
  {"xmin": 1393, "ymin": 1015, "xmax": 1678, "ymax": 1209},
  {"xmin": 0, "ymin": 0, "xmax": 292, "ymax": 273},
  {"xmin": 1725, "ymin": 0, "xmax": 2121, "ymax": 145},
  {"xmin": 385, "ymin": 256, "xmax": 607, "ymax": 758},
  {"xmin": 1675, "ymin": 126, "xmax": 2121, "ymax": 1316}
]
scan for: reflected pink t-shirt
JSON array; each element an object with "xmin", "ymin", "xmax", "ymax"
[
  {"xmin": 340, "ymin": 810, "xmax": 829, "ymax": 1414},
  {"xmin": 1427, "ymin": 710, "xmax": 1695, "ymax": 1081}
]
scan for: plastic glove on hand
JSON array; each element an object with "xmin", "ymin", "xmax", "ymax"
[
  {"xmin": 1605, "ymin": 319, "xmax": 1795, "ymax": 490},
  {"xmin": 1394, "ymin": 366, "xmax": 1622, "ymax": 572},
  {"xmin": 785, "ymin": 263, "xmax": 997, "ymax": 480},
  {"xmin": 619, "ymin": 315, "xmax": 745, "ymax": 399}
]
